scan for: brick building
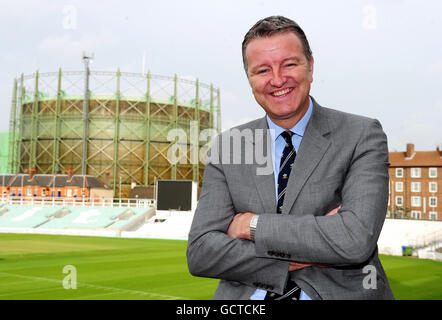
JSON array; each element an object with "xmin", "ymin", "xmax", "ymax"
[
  {"xmin": 388, "ymin": 144, "xmax": 442, "ymax": 221},
  {"xmin": 0, "ymin": 167, "xmax": 113, "ymax": 201}
]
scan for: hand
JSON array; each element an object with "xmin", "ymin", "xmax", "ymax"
[
  {"xmin": 289, "ymin": 261, "xmax": 329, "ymax": 272},
  {"xmin": 288, "ymin": 204, "xmax": 341, "ymax": 271},
  {"xmin": 326, "ymin": 204, "xmax": 341, "ymax": 216},
  {"xmin": 227, "ymin": 212, "xmax": 256, "ymax": 240}
]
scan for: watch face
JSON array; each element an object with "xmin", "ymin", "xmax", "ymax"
[
  {"xmin": 250, "ymin": 215, "xmax": 258, "ymax": 228},
  {"xmin": 250, "ymin": 216, "xmax": 258, "ymax": 241}
]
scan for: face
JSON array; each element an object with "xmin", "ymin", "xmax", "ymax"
[{"xmin": 245, "ymin": 31, "xmax": 314, "ymax": 129}]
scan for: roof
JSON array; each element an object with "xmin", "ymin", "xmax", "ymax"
[
  {"xmin": 128, "ymin": 186, "xmax": 154, "ymax": 199},
  {"xmin": 0, "ymin": 175, "xmax": 14, "ymax": 186},
  {"xmin": 389, "ymin": 150, "xmax": 442, "ymax": 167},
  {"xmin": 0, "ymin": 174, "xmax": 108, "ymax": 189}
]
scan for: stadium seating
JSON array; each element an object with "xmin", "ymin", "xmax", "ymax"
[
  {"xmin": 123, "ymin": 211, "xmax": 194, "ymax": 240},
  {"xmin": 0, "ymin": 205, "xmax": 61, "ymax": 228},
  {"xmin": 0, "ymin": 203, "xmax": 192, "ymax": 240},
  {"xmin": 107, "ymin": 208, "xmax": 151, "ymax": 230},
  {"xmin": 0, "ymin": 204, "xmax": 153, "ymax": 232}
]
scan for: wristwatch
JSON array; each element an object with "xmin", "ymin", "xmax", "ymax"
[{"xmin": 249, "ymin": 215, "xmax": 259, "ymax": 242}]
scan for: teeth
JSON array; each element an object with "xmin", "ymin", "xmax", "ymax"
[{"xmin": 272, "ymin": 88, "xmax": 292, "ymax": 96}]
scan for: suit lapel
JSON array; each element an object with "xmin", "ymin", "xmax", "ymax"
[
  {"xmin": 253, "ymin": 168, "xmax": 277, "ymax": 214},
  {"xmin": 282, "ymin": 101, "xmax": 332, "ymax": 215},
  {"xmin": 246, "ymin": 100, "xmax": 332, "ymax": 215},
  {"xmin": 249, "ymin": 117, "xmax": 277, "ymax": 214}
]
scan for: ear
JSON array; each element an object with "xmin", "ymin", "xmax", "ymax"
[{"xmin": 309, "ymin": 56, "xmax": 314, "ymax": 82}]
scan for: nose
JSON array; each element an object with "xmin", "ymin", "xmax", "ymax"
[{"xmin": 269, "ymin": 69, "xmax": 285, "ymax": 87}]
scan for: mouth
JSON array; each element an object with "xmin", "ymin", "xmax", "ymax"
[{"xmin": 270, "ymin": 87, "xmax": 294, "ymax": 97}]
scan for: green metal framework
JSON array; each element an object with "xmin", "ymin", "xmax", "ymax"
[{"xmin": 8, "ymin": 70, "xmax": 221, "ymax": 197}]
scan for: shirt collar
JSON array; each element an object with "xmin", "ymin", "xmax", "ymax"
[{"xmin": 266, "ymin": 96, "xmax": 313, "ymax": 141}]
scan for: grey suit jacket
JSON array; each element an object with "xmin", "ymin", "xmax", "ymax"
[{"xmin": 187, "ymin": 97, "xmax": 394, "ymax": 300}]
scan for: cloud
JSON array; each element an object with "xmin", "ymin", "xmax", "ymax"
[
  {"xmin": 386, "ymin": 100, "xmax": 442, "ymax": 151},
  {"xmin": 38, "ymin": 31, "xmax": 119, "ymax": 57}
]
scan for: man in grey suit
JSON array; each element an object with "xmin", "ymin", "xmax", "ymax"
[{"xmin": 187, "ymin": 15, "xmax": 394, "ymax": 300}]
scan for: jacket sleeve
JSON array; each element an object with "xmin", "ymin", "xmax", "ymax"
[
  {"xmin": 186, "ymin": 134, "xmax": 290, "ymax": 295},
  {"xmin": 254, "ymin": 119, "xmax": 390, "ymax": 266}
]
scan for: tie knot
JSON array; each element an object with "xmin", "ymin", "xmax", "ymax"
[{"xmin": 281, "ymin": 131, "xmax": 294, "ymax": 143}]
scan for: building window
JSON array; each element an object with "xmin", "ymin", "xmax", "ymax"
[
  {"xmin": 429, "ymin": 211, "xmax": 438, "ymax": 220},
  {"xmin": 411, "ymin": 168, "xmax": 421, "ymax": 178},
  {"xmin": 74, "ymin": 189, "xmax": 78, "ymax": 198},
  {"xmin": 411, "ymin": 182, "xmax": 421, "ymax": 192},
  {"xmin": 396, "ymin": 168, "xmax": 404, "ymax": 178},
  {"xmin": 27, "ymin": 187, "xmax": 32, "ymax": 196},
  {"xmin": 42, "ymin": 189, "xmax": 46, "ymax": 197},
  {"xmin": 429, "ymin": 168, "xmax": 437, "ymax": 178},
  {"xmin": 411, "ymin": 210, "xmax": 421, "ymax": 219},
  {"xmin": 395, "ymin": 182, "xmax": 403, "ymax": 192},
  {"xmin": 411, "ymin": 196, "xmax": 421, "ymax": 207},
  {"xmin": 396, "ymin": 196, "xmax": 403, "ymax": 206},
  {"xmin": 67, "ymin": 189, "xmax": 72, "ymax": 197},
  {"xmin": 429, "ymin": 182, "xmax": 437, "ymax": 193},
  {"xmin": 429, "ymin": 197, "xmax": 437, "ymax": 207}
]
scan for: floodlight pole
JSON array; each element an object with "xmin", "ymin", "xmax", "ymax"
[{"xmin": 81, "ymin": 52, "xmax": 93, "ymax": 176}]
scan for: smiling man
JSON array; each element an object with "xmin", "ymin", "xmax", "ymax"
[
  {"xmin": 187, "ymin": 16, "xmax": 394, "ymax": 300},
  {"xmin": 246, "ymin": 31, "xmax": 313, "ymax": 130}
]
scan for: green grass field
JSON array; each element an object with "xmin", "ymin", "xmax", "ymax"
[{"xmin": 0, "ymin": 233, "xmax": 440, "ymax": 300}]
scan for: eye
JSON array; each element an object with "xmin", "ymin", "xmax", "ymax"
[{"xmin": 257, "ymin": 68, "xmax": 269, "ymax": 74}]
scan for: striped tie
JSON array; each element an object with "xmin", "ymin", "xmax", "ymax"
[
  {"xmin": 265, "ymin": 130, "xmax": 301, "ymax": 300},
  {"xmin": 277, "ymin": 131, "xmax": 296, "ymax": 214}
]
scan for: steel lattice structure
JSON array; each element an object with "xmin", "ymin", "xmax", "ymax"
[{"xmin": 8, "ymin": 69, "xmax": 221, "ymax": 197}]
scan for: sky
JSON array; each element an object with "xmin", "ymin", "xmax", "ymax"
[{"xmin": 0, "ymin": 0, "xmax": 441, "ymax": 152}]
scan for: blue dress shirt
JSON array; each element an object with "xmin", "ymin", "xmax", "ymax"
[{"xmin": 250, "ymin": 97, "xmax": 313, "ymax": 300}]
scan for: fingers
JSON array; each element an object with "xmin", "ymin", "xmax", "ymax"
[
  {"xmin": 227, "ymin": 212, "xmax": 255, "ymax": 240},
  {"xmin": 288, "ymin": 262, "xmax": 330, "ymax": 272},
  {"xmin": 288, "ymin": 262, "xmax": 313, "ymax": 272},
  {"xmin": 326, "ymin": 204, "xmax": 342, "ymax": 216}
]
